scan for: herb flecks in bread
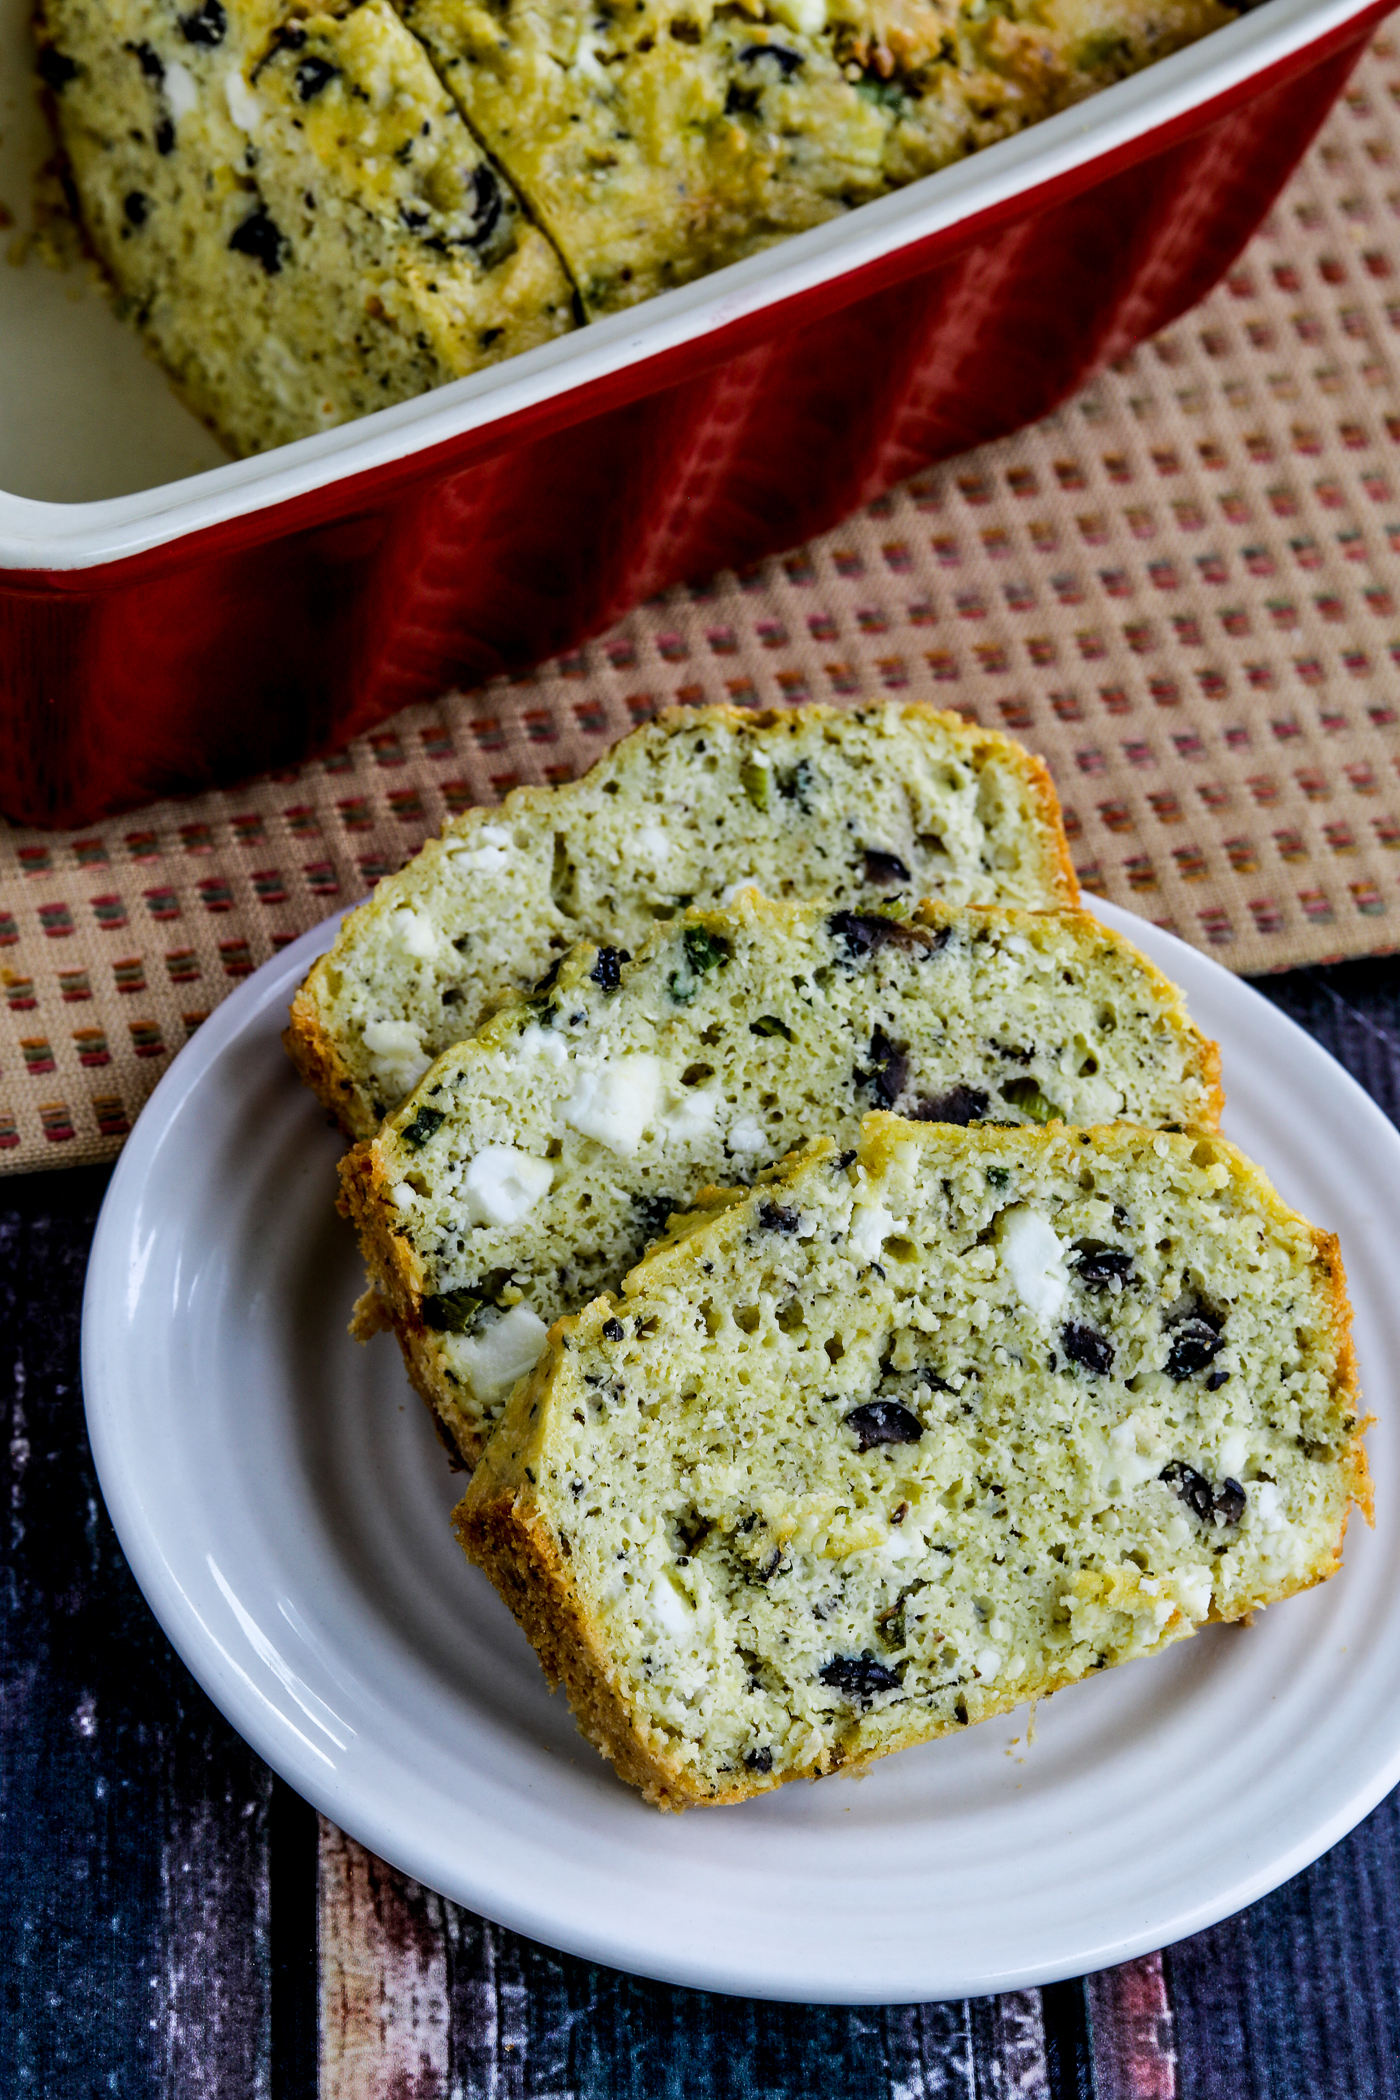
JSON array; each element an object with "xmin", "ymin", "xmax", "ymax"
[
  {"xmin": 288, "ymin": 702, "xmax": 1077, "ymax": 1139},
  {"xmin": 339, "ymin": 892, "xmax": 1220, "ymax": 1468},
  {"xmin": 457, "ymin": 1118, "xmax": 1367, "ymax": 1809}
]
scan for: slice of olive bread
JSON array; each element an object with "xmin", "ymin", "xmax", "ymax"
[
  {"xmin": 457, "ymin": 1116, "xmax": 1367, "ymax": 1809},
  {"xmin": 340, "ymin": 892, "xmax": 1221, "ymax": 1469},
  {"xmin": 288, "ymin": 702, "xmax": 1077, "ymax": 1139},
  {"xmin": 36, "ymin": 0, "xmax": 576, "ymax": 455}
]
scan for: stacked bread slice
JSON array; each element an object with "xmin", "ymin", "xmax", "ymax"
[
  {"xmin": 288, "ymin": 699, "xmax": 1368, "ymax": 1808},
  {"xmin": 459, "ymin": 1118, "xmax": 1365, "ymax": 1807},
  {"xmin": 339, "ymin": 891, "xmax": 1221, "ymax": 1468},
  {"xmin": 287, "ymin": 701, "xmax": 1076, "ymax": 1138}
]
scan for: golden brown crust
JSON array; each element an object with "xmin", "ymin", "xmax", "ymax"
[
  {"xmin": 1016, "ymin": 744, "xmax": 1080, "ymax": 907},
  {"xmin": 283, "ymin": 989, "xmax": 366, "ymax": 1139},
  {"xmin": 455, "ymin": 1481, "xmax": 702, "ymax": 1806},
  {"xmin": 1318, "ymin": 1226, "xmax": 1373, "ymax": 1529},
  {"xmin": 336, "ymin": 1141, "xmax": 488, "ymax": 1466}
]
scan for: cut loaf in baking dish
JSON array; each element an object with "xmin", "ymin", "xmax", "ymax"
[
  {"xmin": 40, "ymin": 0, "xmax": 1239, "ymax": 447},
  {"xmin": 339, "ymin": 892, "xmax": 1220, "ymax": 1468},
  {"xmin": 457, "ymin": 1116, "xmax": 1367, "ymax": 1809},
  {"xmin": 288, "ymin": 702, "xmax": 1077, "ymax": 1140},
  {"xmin": 399, "ymin": 0, "xmax": 1238, "ymax": 317},
  {"xmin": 36, "ymin": 0, "xmax": 575, "ymax": 454}
]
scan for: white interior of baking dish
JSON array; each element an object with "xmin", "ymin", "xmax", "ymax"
[{"xmin": 0, "ymin": 0, "xmax": 1377, "ymax": 566}]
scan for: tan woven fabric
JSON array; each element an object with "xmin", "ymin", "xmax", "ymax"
[{"xmin": 6, "ymin": 29, "xmax": 1400, "ymax": 1173}]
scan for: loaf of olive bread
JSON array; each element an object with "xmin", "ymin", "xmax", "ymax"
[
  {"xmin": 35, "ymin": 0, "xmax": 575, "ymax": 454},
  {"xmin": 339, "ymin": 891, "xmax": 1220, "ymax": 1468},
  {"xmin": 457, "ymin": 1116, "xmax": 1367, "ymax": 1808},
  {"xmin": 287, "ymin": 702, "xmax": 1077, "ymax": 1140}
]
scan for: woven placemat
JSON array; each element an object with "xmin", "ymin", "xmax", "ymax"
[{"xmin": 6, "ymin": 29, "xmax": 1400, "ymax": 1173}]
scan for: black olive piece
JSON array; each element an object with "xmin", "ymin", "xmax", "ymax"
[
  {"xmin": 39, "ymin": 44, "xmax": 81, "ymax": 88},
  {"xmin": 744, "ymin": 1746, "xmax": 774, "ymax": 1773},
  {"xmin": 1061, "ymin": 1322, "xmax": 1114, "ymax": 1376},
  {"xmin": 738, "ymin": 40, "xmax": 804, "ymax": 73},
  {"xmin": 228, "ymin": 204, "xmax": 288, "ymax": 274},
  {"xmin": 179, "ymin": 0, "xmax": 227, "ymax": 43},
  {"xmin": 1207, "ymin": 1368, "xmax": 1230, "ymax": 1391},
  {"xmin": 1165, "ymin": 1314, "xmax": 1223, "ymax": 1380},
  {"xmin": 123, "ymin": 191, "xmax": 150, "ymax": 226},
  {"xmin": 400, "ymin": 1104, "xmax": 445, "ymax": 1150},
  {"xmin": 463, "ymin": 162, "xmax": 503, "ymax": 249},
  {"xmin": 749, "ymin": 1014, "xmax": 793, "ymax": 1040},
  {"xmin": 155, "ymin": 117, "xmax": 175, "ymax": 153},
  {"xmin": 818, "ymin": 1653, "xmax": 900, "ymax": 1705},
  {"xmin": 910, "ymin": 1084, "xmax": 989, "ymax": 1127},
  {"xmin": 835, "ymin": 1149, "xmax": 858, "ymax": 1170},
  {"xmin": 590, "ymin": 945, "xmax": 630, "ymax": 989},
  {"xmin": 1161, "ymin": 1459, "xmax": 1214, "ymax": 1520},
  {"xmin": 601, "ymin": 1317, "xmax": 625, "ymax": 1342},
  {"xmin": 294, "ymin": 54, "xmax": 339, "ymax": 99},
  {"xmin": 1214, "ymin": 1477, "xmax": 1247, "ymax": 1526},
  {"xmin": 758, "ymin": 1203, "xmax": 801, "ymax": 1234},
  {"xmin": 862, "ymin": 847, "xmax": 911, "ymax": 886},
  {"xmin": 422, "ymin": 1288, "xmax": 484, "ymax": 1335},
  {"xmin": 827, "ymin": 909, "xmax": 935, "ymax": 959},
  {"xmin": 129, "ymin": 39, "xmax": 164, "ymax": 77},
  {"xmin": 1073, "ymin": 1244, "xmax": 1135, "ymax": 1290},
  {"xmin": 845, "ymin": 1399, "xmax": 923, "ymax": 1452},
  {"xmin": 856, "ymin": 1025, "xmax": 908, "ymax": 1109},
  {"xmin": 631, "ymin": 1191, "xmax": 678, "ymax": 1243},
  {"xmin": 1160, "ymin": 1460, "xmax": 1245, "ymax": 1528}
]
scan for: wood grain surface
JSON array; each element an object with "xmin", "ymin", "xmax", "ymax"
[{"xmin": 5, "ymin": 958, "xmax": 1400, "ymax": 2097}]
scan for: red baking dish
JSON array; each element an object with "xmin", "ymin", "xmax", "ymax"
[{"xmin": 0, "ymin": 0, "xmax": 1390, "ymax": 829}]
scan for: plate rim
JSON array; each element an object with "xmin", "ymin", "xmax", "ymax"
[{"xmin": 80, "ymin": 896, "xmax": 1400, "ymax": 2003}]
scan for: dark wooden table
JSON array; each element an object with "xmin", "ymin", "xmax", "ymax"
[{"xmin": 5, "ymin": 956, "xmax": 1400, "ymax": 2100}]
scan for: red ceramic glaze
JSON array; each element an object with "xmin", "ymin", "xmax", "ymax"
[{"xmin": 0, "ymin": 3, "xmax": 1389, "ymax": 828}]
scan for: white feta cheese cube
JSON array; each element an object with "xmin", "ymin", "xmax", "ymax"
[
  {"xmin": 997, "ymin": 1207, "xmax": 1069, "ymax": 1322},
  {"xmin": 565, "ymin": 1055, "xmax": 662, "ymax": 1155},
  {"xmin": 454, "ymin": 1304, "xmax": 548, "ymax": 1403},
  {"xmin": 462, "ymin": 1146, "xmax": 553, "ymax": 1228}
]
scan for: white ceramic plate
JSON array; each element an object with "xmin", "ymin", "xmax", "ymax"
[{"xmin": 82, "ymin": 899, "xmax": 1400, "ymax": 2004}]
